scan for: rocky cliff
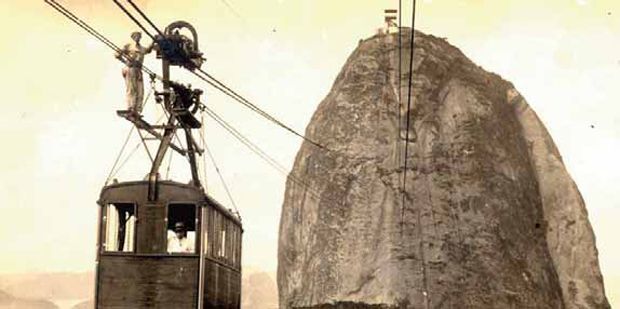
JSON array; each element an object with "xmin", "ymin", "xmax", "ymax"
[{"xmin": 277, "ymin": 29, "xmax": 609, "ymax": 308}]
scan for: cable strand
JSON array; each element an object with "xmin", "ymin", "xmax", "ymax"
[
  {"xmin": 112, "ymin": 0, "xmax": 156, "ymax": 40},
  {"xmin": 125, "ymin": 0, "xmax": 165, "ymax": 36},
  {"xmin": 190, "ymin": 68, "xmax": 327, "ymax": 151}
]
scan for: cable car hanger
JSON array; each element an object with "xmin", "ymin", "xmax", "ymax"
[
  {"xmin": 112, "ymin": 0, "xmax": 327, "ymax": 150},
  {"xmin": 43, "ymin": 0, "xmax": 328, "ymax": 202}
]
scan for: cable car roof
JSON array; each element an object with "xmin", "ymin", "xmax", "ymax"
[{"xmin": 99, "ymin": 180, "xmax": 242, "ymax": 226}]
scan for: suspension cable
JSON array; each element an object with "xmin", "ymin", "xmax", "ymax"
[
  {"xmin": 203, "ymin": 140, "xmax": 239, "ymax": 213},
  {"xmin": 44, "ymin": 0, "xmax": 160, "ymax": 79},
  {"xmin": 401, "ymin": 1, "xmax": 417, "ymax": 231},
  {"xmin": 109, "ymin": 142, "xmax": 143, "ymax": 180},
  {"xmin": 126, "ymin": 0, "xmax": 165, "ymax": 36},
  {"xmin": 49, "ymin": 0, "xmax": 323, "ymax": 201},
  {"xmin": 108, "ymin": 0, "xmax": 327, "ymax": 152},
  {"xmin": 112, "ymin": 0, "xmax": 156, "ymax": 41},
  {"xmin": 398, "ymin": 0, "xmax": 403, "ymax": 166},
  {"xmin": 136, "ymin": 126, "xmax": 154, "ymax": 163},
  {"xmin": 218, "ymin": 0, "xmax": 245, "ymax": 22},
  {"xmin": 191, "ymin": 69, "xmax": 327, "ymax": 151},
  {"xmin": 202, "ymin": 108, "xmax": 289, "ymax": 176},
  {"xmin": 45, "ymin": 0, "xmax": 119, "ymax": 54},
  {"xmin": 135, "ymin": 89, "xmax": 155, "ymax": 163},
  {"xmin": 165, "ymin": 146, "xmax": 174, "ymax": 180},
  {"xmin": 199, "ymin": 113, "xmax": 208, "ymax": 190},
  {"xmin": 201, "ymin": 106, "xmax": 321, "ymax": 198},
  {"xmin": 399, "ymin": 2, "xmax": 430, "ymax": 308},
  {"xmin": 104, "ymin": 125, "xmax": 135, "ymax": 185}
]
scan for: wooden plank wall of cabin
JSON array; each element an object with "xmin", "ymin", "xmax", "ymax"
[
  {"xmin": 204, "ymin": 260, "xmax": 218, "ymax": 307},
  {"xmin": 230, "ymin": 270, "xmax": 241, "ymax": 308},
  {"xmin": 137, "ymin": 204, "xmax": 166, "ymax": 253},
  {"xmin": 219, "ymin": 264, "xmax": 230, "ymax": 306},
  {"xmin": 97, "ymin": 256, "xmax": 199, "ymax": 309},
  {"xmin": 203, "ymin": 260, "xmax": 241, "ymax": 308}
]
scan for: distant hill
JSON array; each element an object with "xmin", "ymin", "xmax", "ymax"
[
  {"xmin": 0, "ymin": 288, "xmax": 58, "ymax": 309},
  {"xmin": 0, "ymin": 289, "xmax": 12, "ymax": 303},
  {"xmin": 0, "ymin": 268, "xmax": 279, "ymax": 308},
  {"xmin": 70, "ymin": 299, "xmax": 93, "ymax": 309},
  {"xmin": 241, "ymin": 269, "xmax": 278, "ymax": 309},
  {"xmin": 0, "ymin": 272, "xmax": 93, "ymax": 301}
]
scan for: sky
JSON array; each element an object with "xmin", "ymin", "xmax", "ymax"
[{"xmin": 0, "ymin": 0, "xmax": 618, "ymax": 305}]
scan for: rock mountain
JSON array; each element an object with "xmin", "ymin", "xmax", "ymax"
[{"xmin": 278, "ymin": 29, "xmax": 609, "ymax": 308}]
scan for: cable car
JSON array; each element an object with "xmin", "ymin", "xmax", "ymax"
[
  {"xmin": 96, "ymin": 180, "xmax": 242, "ymax": 308},
  {"xmin": 41, "ymin": 1, "xmax": 323, "ymax": 306},
  {"xmin": 88, "ymin": 18, "xmax": 243, "ymax": 309}
]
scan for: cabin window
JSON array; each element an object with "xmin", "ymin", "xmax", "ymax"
[
  {"xmin": 214, "ymin": 212, "xmax": 219, "ymax": 258},
  {"xmin": 166, "ymin": 203, "xmax": 197, "ymax": 254},
  {"xmin": 203, "ymin": 206, "xmax": 211, "ymax": 256},
  {"xmin": 205, "ymin": 208, "xmax": 241, "ymax": 267},
  {"xmin": 220, "ymin": 224, "xmax": 227, "ymax": 259},
  {"xmin": 225, "ymin": 222, "xmax": 233, "ymax": 265},
  {"xmin": 102, "ymin": 203, "xmax": 135, "ymax": 252},
  {"xmin": 213, "ymin": 211, "xmax": 225, "ymax": 260},
  {"xmin": 216, "ymin": 214, "xmax": 235, "ymax": 265}
]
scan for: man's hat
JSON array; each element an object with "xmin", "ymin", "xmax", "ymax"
[{"xmin": 174, "ymin": 222, "xmax": 187, "ymax": 231}]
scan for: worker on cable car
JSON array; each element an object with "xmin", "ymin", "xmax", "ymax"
[
  {"xmin": 167, "ymin": 221, "xmax": 194, "ymax": 253},
  {"xmin": 115, "ymin": 31, "xmax": 154, "ymax": 114}
]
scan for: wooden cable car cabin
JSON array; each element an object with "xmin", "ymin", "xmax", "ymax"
[
  {"xmin": 92, "ymin": 21, "xmax": 243, "ymax": 309},
  {"xmin": 96, "ymin": 181, "xmax": 242, "ymax": 308}
]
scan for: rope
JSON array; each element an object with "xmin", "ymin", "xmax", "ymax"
[{"xmin": 104, "ymin": 125, "xmax": 135, "ymax": 185}]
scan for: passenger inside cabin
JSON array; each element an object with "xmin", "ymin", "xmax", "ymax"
[{"xmin": 167, "ymin": 222, "xmax": 194, "ymax": 253}]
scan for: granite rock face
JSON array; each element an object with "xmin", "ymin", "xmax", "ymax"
[{"xmin": 277, "ymin": 29, "xmax": 609, "ymax": 308}]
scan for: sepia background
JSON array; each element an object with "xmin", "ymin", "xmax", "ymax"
[{"xmin": 0, "ymin": 0, "xmax": 618, "ymax": 307}]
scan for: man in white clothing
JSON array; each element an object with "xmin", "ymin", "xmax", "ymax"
[
  {"xmin": 167, "ymin": 222, "xmax": 194, "ymax": 253},
  {"xmin": 115, "ymin": 31, "xmax": 154, "ymax": 113}
]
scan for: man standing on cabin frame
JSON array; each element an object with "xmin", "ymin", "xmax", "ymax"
[{"xmin": 115, "ymin": 31, "xmax": 154, "ymax": 114}]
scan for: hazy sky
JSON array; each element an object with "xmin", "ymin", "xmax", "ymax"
[{"xmin": 1, "ymin": 0, "xmax": 618, "ymax": 305}]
